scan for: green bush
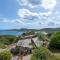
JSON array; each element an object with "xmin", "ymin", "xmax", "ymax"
[
  {"xmin": 49, "ymin": 32, "xmax": 60, "ymax": 49},
  {"xmin": 0, "ymin": 44, "xmax": 7, "ymax": 49},
  {"xmin": 47, "ymin": 32, "xmax": 53, "ymax": 38},
  {"xmin": 22, "ymin": 31, "xmax": 35, "ymax": 36},
  {"xmin": 31, "ymin": 47, "xmax": 56, "ymax": 60},
  {"xmin": 10, "ymin": 46, "xmax": 20, "ymax": 55},
  {"xmin": 0, "ymin": 35, "xmax": 17, "ymax": 45},
  {"xmin": 0, "ymin": 51, "xmax": 12, "ymax": 60},
  {"xmin": 38, "ymin": 32, "xmax": 46, "ymax": 41}
]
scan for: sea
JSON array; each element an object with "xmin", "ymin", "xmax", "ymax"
[{"xmin": 0, "ymin": 30, "xmax": 24, "ymax": 36}]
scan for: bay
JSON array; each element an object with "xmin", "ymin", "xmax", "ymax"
[{"xmin": 0, "ymin": 30, "xmax": 24, "ymax": 36}]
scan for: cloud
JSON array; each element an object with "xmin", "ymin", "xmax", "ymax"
[
  {"xmin": 17, "ymin": 0, "xmax": 41, "ymax": 8},
  {"xmin": 17, "ymin": 0, "xmax": 57, "ymax": 27},
  {"xmin": 0, "ymin": 18, "xmax": 25, "ymax": 24},
  {"xmin": 17, "ymin": 8, "xmax": 44, "ymax": 17},
  {"xmin": 17, "ymin": 0, "xmax": 56, "ymax": 10},
  {"xmin": 39, "ymin": 11, "xmax": 52, "ymax": 16},
  {"xmin": 17, "ymin": 0, "xmax": 28, "ymax": 6},
  {"xmin": 41, "ymin": 0, "xmax": 56, "ymax": 10},
  {"xmin": 17, "ymin": 8, "xmax": 52, "ymax": 19},
  {"xmin": 17, "ymin": 8, "xmax": 51, "ymax": 25},
  {"xmin": 17, "ymin": 7, "xmax": 60, "ymax": 27},
  {"xmin": 17, "ymin": 9, "xmax": 32, "ymax": 18},
  {"xmin": 0, "ymin": 0, "xmax": 59, "ymax": 29},
  {"xmin": 17, "ymin": 0, "xmax": 57, "ymax": 20}
]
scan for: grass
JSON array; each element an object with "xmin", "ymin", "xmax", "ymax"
[
  {"xmin": 0, "ymin": 43, "xmax": 8, "ymax": 49},
  {"xmin": 50, "ymin": 51, "xmax": 60, "ymax": 60}
]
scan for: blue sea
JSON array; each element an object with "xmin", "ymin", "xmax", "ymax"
[{"xmin": 0, "ymin": 30, "xmax": 24, "ymax": 36}]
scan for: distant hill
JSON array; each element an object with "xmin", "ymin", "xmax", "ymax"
[
  {"xmin": 9, "ymin": 28, "xmax": 40, "ymax": 32},
  {"xmin": 1, "ymin": 28, "xmax": 60, "ymax": 32},
  {"xmin": 40, "ymin": 28, "xmax": 60, "ymax": 32}
]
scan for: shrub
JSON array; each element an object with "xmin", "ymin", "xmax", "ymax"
[
  {"xmin": 31, "ymin": 47, "xmax": 56, "ymax": 60},
  {"xmin": 0, "ymin": 44, "xmax": 7, "ymax": 49},
  {"xmin": 22, "ymin": 31, "xmax": 35, "ymax": 36},
  {"xmin": 38, "ymin": 32, "xmax": 46, "ymax": 41},
  {"xmin": 0, "ymin": 35, "xmax": 17, "ymax": 45},
  {"xmin": 47, "ymin": 32, "xmax": 53, "ymax": 38},
  {"xmin": 0, "ymin": 51, "xmax": 12, "ymax": 60},
  {"xmin": 10, "ymin": 46, "xmax": 20, "ymax": 55},
  {"xmin": 49, "ymin": 32, "xmax": 60, "ymax": 49},
  {"xmin": 6, "ymin": 36, "xmax": 17, "ymax": 44}
]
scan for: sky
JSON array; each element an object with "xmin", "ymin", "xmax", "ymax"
[{"xmin": 0, "ymin": 0, "xmax": 60, "ymax": 29}]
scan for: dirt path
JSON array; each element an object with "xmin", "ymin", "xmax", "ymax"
[
  {"xmin": 21, "ymin": 55, "xmax": 31, "ymax": 60},
  {"xmin": 12, "ymin": 55, "xmax": 31, "ymax": 60}
]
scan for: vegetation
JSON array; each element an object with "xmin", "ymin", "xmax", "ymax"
[
  {"xmin": 10, "ymin": 46, "xmax": 20, "ymax": 55},
  {"xmin": 38, "ymin": 32, "xmax": 47, "ymax": 41},
  {"xmin": 10, "ymin": 46, "xmax": 32, "ymax": 56},
  {"xmin": 22, "ymin": 31, "xmax": 35, "ymax": 36},
  {"xmin": 31, "ymin": 47, "xmax": 57, "ymax": 60},
  {"xmin": 47, "ymin": 32, "xmax": 53, "ymax": 38},
  {"xmin": 49, "ymin": 32, "xmax": 60, "ymax": 49},
  {"xmin": 0, "ymin": 35, "xmax": 17, "ymax": 48},
  {"xmin": 0, "ymin": 35, "xmax": 17, "ymax": 44},
  {"xmin": 40, "ymin": 28, "xmax": 60, "ymax": 32},
  {"xmin": 1, "ymin": 31, "xmax": 60, "ymax": 60},
  {"xmin": 0, "ymin": 51, "xmax": 12, "ymax": 60},
  {"xmin": 0, "ymin": 44, "xmax": 7, "ymax": 49},
  {"xmin": 18, "ymin": 31, "xmax": 37, "ymax": 40}
]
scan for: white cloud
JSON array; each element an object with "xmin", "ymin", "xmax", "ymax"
[
  {"xmin": 0, "ymin": 18, "xmax": 25, "ymax": 24},
  {"xmin": 17, "ymin": 8, "xmax": 52, "ymax": 19},
  {"xmin": 39, "ymin": 11, "xmax": 52, "ymax": 16},
  {"xmin": 17, "ymin": 0, "xmax": 41, "ymax": 8},
  {"xmin": 17, "ymin": 0, "xmax": 28, "ymax": 6},
  {"xmin": 17, "ymin": 8, "xmax": 46, "ymax": 17},
  {"xmin": 17, "ymin": 0, "xmax": 56, "ymax": 10},
  {"xmin": 17, "ymin": 8, "xmax": 56, "ymax": 26},
  {"xmin": 41, "ymin": 0, "xmax": 56, "ymax": 10},
  {"xmin": 0, "ymin": 0, "xmax": 58, "ymax": 29},
  {"xmin": 16, "ymin": 0, "xmax": 57, "ymax": 28},
  {"xmin": 17, "ymin": 9, "xmax": 32, "ymax": 18}
]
